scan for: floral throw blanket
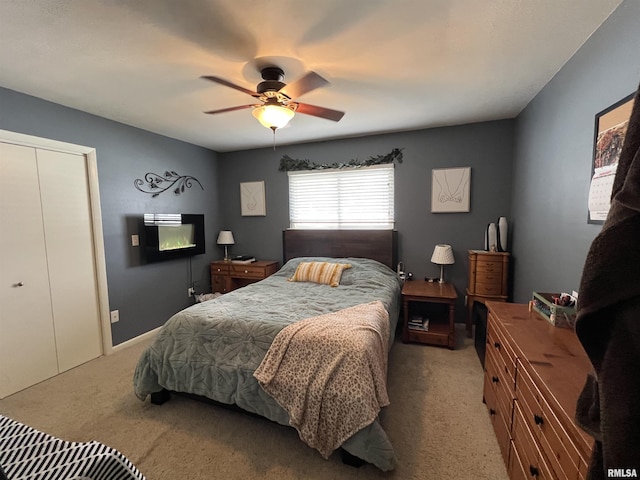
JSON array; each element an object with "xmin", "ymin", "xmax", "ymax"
[{"xmin": 253, "ymin": 301, "xmax": 390, "ymax": 459}]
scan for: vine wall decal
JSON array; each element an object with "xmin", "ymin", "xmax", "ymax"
[{"xmin": 134, "ymin": 171, "xmax": 204, "ymax": 197}]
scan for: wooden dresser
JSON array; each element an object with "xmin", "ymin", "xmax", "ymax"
[
  {"xmin": 483, "ymin": 302, "xmax": 593, "ymax": 480},
  {"xmin": 210, "ymin": 260, "xmax": 279, "ymax": 293},
  {"xmin": 466, "ymin": 250, "xmax": 509, "ymax": 337}
]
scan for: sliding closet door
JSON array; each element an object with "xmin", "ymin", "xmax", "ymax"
[
  {"xmin": 0, "ymin": 142, "xmax": 59, "ymax": 398},
  {"xmin": 38, "ymin": 149, "xmax": 102, "ymax": 372},
  {"xmin": 0, "ymin": 142, "xmax": 103, "ymax": 398}
]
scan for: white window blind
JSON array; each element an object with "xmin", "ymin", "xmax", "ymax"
[{"xmin": 288, "ymin": 164, "xmax": 394, "ymax": 229}]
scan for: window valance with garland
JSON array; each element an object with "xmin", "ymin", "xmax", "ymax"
[{"xmin": 278, "ymin": 148, "xmax": 403, "ymax": 172}]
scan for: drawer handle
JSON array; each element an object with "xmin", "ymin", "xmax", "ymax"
[
  {"xmin": 489, "ymin": 408, "xmax": 496, "ymax": 416},
  {"xmin": 492, "ymin": 376, "xmax": 499, "ymax": 384},
  {"xmin": 529, "ymin": 465, "xmax": 539, "ymax": 477},
  {"xmin": 533, "ymin": 414, "xmax": 544, "ymax": 426},
  {"xmin": 244, "ymin": 270, "xmax": 249, "ymax": 273},
  {"xmin": 494, "ymin": 341, "xmax": 501, "ymax": 349}
]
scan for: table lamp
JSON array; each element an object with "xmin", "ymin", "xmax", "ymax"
[
  {"xmin": 217, "ymin": 230, "xmax": 235, "ymax": 261},
  {"xmin": 431, "ymin": 244, "xmax": 455, "ymax": 283}
]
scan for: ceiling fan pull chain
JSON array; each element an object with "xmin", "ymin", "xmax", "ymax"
[{"xmin": 272, "ymin": 126, "xmax": 277, "ymax": 150}]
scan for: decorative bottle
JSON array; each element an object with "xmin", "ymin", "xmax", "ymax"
[
  {"xmin": 486, "ymin": 223, "xmax": 497, "ymax": 252},
  {"xmin": 497, "ymin": 216, "xmax": 508, "ymax": 252}
]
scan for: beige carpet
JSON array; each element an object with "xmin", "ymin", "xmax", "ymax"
[{"xmin": 0, "ymin": 325, "xmax": 508, "ymax": 480}]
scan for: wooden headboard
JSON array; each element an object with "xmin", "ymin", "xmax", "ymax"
[{"xmin": 282, "ymin": 230, "xmax": 398, "ymax": 270}]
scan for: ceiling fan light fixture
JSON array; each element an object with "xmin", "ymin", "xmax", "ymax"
[{"xmin": 252, "ymin": 104, "xmax": 295, "ymax": 130}]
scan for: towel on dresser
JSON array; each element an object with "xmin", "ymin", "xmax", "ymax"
[
  {"xmin": 254, "ymin": 301, "xmax": 390, "ymax": 459},
  {"xmin": 575, "ymin": 84, "xmax": 640, "ymax": 479}
]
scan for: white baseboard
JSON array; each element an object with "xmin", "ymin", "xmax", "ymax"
[{"xmin": 109, "ymin": 327, "xmax": 161, "ymax": 354}]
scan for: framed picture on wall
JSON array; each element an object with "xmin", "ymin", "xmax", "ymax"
[
  {"xmin": 587, "ymin": 92, "xmax": 635, "ymax": 224},
  {"xmin": 431, "ymin": 167, "xmax": 471, "ymax": 213},
  {"xmin": 240, "ymin": 181, "xmax": 266, "ymax": 216}
]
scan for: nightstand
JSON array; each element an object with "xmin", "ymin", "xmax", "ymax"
[
  {"xmin": 210, "ymin": 260, "xmax": 279, "ymax": 293},
  {"xmin": 401, "ymin": 281, "xmax": 458, "ymax": 349},
  {"xmin": 465, "ymin": 250, "xmax": 509, "ymax": 338}
]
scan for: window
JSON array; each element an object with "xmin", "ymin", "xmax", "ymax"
[{"xmin": 288, "ymin": 164, "xmax": 394, "ymax": 229}]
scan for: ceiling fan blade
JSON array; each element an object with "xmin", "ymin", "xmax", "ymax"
[
  {"xmin": 204, "ymin": 104, "xmax": 255, "ymax": 115},
  {"xmin": 280, "ymin": 71, "xmax": 329, "ymax": 99},
  {"xmin": 201, "ymin": 76, "xmax": 259, "ymax": 97},
  {"xmin": 295, "ymin": 103, "xmax": 345, "ymax": 122}
]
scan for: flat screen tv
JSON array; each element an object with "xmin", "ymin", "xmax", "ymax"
[{"xmin": 143, "ymin": 213, "xmax": 205, "ymax": 262}]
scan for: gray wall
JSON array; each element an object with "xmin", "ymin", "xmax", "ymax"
[
  {"xmin": 1, "ymin": 0, "xmax": 636, "ymax": 343},
  {"xmin": 218, "ymin": 121, "xmax": 515, "ymax": 323},
  {"xmin": 511, "ymin": 0, "xmax": 640, "ymax": 302},
  {"xmin": 0, "ymin": 88, "xmax": 220, "ymax": 345}
]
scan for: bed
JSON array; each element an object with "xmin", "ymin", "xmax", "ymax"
[{"xmin": 133, "ymin": 230, "xmax": 401, "ymax": 471}]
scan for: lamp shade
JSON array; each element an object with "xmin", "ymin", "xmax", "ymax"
[
  {"xmin": 252, "ymin": 105, "xmax": 295, "ymax": 130},
  {"xmin": 216, "ymin": 230, "xmax": 235, "ymax": 245},
  {"xmin": 431, "ymin": 244, "xmax": 455, "ymax": 265}
]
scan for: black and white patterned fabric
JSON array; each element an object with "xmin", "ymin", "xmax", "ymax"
[{"xmin": 0, "ymin": 415, "xmax": 146, "ymax": 480}]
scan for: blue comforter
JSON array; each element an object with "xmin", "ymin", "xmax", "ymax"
[{"xmin": 133, "ymin": 257, "xmax": 402, "ymax": 470}]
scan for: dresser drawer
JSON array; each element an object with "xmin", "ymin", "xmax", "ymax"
[
  {"xmin": 578, "ymin": 457, "xmax": 589, "ymax": 480},
  {"xmin": 475, "ymin": 271, "xmax": 503, "ymax": 285},
  {"xmin": 476, "ymin": 260, "xmax": 503, "ymax": 274},
  {"xmin": 230, "ymin": 264, "xmax": 267, "ymax": 279},
  {"xmin": 211, "ymin": 263, "xmax": 230, "ymax": 275},
  {"xmin": 476, "ymin": 282, "xmax": 503, "ymax": 296},
  {"xmin": 516, "ymin": 362, "xmax": 583, "ymax": 480},
  {"xmin": 484, "ymin": 369, "xmax": 512, "ymax": 464},
  {"xmin": 508, "ymin": 439, "xmax": 530, "ymax": 480},
  {"xmin": 512, "ymin": 401, "xmax": 555, "ymax": 480},
  {"xmin": 485, "ymin": 339, "xmax": 514, "ymax": 408},
  {"xmin": 487, "ymin": 314, "xmax": 517, "ymax": 384}
]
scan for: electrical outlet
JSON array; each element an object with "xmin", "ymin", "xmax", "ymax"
[
  {"xmin": 188, "ymin": 287, "xmax": 195, "ymax": 297},
  {"xmin": 110, "ymin": 309, "xmax": 120, "ymax": 323}
]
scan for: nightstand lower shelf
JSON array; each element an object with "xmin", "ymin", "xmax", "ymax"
[
  {"xmin": 401, "ymin": 281, "xmax": 458, "ymax": 349},
  {"xmin": 406, "ymin": 322, "xmax": 453, "ymax": 347}
]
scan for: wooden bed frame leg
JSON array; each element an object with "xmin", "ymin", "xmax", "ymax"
[
  {"xmin": 340, "ymin": 448, "xmax": 365, "ymax": 468},
  {"xmin": 150, "ymin": 389, "xmax": 171, "ymax": 405}
]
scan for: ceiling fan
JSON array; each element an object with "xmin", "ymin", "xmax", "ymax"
[{"xmin": 201, "ymin": 67, "xmax": 345, "ymax": 131}]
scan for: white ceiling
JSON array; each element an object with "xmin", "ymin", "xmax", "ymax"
[{"xmin": 0, "ymin": 0, "xmax": 623, "ymax": 152}]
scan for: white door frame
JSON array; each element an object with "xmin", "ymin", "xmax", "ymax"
[{"xmin": 0, "ymin": 129, "xmax": 113, "ymax": 354}]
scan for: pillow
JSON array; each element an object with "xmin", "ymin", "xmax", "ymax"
[{"xmin": 288, "ymin": 261, "xmax": 352, "ymax": 287}]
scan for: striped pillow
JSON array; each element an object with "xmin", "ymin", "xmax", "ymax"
[{"xmin": 288, "ymin": 261, "xmax": 352, "ymax": 287}]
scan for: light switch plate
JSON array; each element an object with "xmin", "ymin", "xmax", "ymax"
[
  {"xmin": 110, "ymin": 310, "xmax": 120, "ymax": 323},
  {"xmin": 131, "ymin": 235, "xmax": 139, "ymax": 247}
]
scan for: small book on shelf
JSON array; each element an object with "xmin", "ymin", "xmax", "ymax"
[
  {"xmin": 231, "ymin": 255, "xmax": 256, "ymax": 264},
  {"xmin": 408, "ymin": 317, "xmax": 429, "ymax": 331}
]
